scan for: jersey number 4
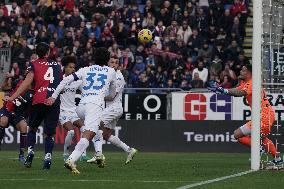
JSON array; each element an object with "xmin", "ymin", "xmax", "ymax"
[
  {"xmin": 44, "ymin": 67, "xmax": 55, "ymax": 83},
  {"xmin": 83, "ymin": 73, "xmax": 107, "ymax": 90}
]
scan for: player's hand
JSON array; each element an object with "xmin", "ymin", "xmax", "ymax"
[
  {"xmin": 3, "ymin": 96, "xmax": 13, "ymax": 102},
  {"xmin": 207, "ymin": 81, "xmax": 228, "ymax": 94},
  {"xmin": 45, "ymin": 97, "xmax": 55, "ymax": 106}
]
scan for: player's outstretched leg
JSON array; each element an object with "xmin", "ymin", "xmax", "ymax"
[
  {"xmin": 63, "ymin": 130, "xmax": 75, "ymax": 161},
  {"xmin": 24, "ymin": 129, "xmax": 36, "ymax": 168},
  {"xmin": 107, "ymin": 135, "xmax": 137, "ymax": 165},
  {"xmin": 262, "ymin": 137, "xmax": 283, "ymax": 165},
  {"xmin": 65, "ymin": 137, "xmax": 90, "ymax": 174},
  {"xmin": 79, "ymin": 127, "xmax": 90, "ymax": 161}
]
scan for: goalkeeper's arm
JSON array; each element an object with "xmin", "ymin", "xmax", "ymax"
[{"xmin": 226, "ymin": 88, "xmax": 247, "ymax": 97}]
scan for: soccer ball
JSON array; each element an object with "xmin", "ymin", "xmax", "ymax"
[{"xmin": 138, "ymin": 29, "xmax": 153, "ymax": 44}]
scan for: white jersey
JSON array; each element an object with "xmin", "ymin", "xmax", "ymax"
[
  {"xmin": 60, "ymin": 76, "xmax": 82, "ymax": 111},
  {"xmin": 106, "ymin": 70, "xmax": 125, "ymax": 107},
  {"xmin": 52, "ymin": 65, "xmax": 116, "ymax": 108}
]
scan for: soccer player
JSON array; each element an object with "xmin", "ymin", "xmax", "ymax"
[
  {"xmin": 59, "ymin": 55, "xmax": 88, "ymax": 161},
  {"xmin": 209, "ymin": 64, "xmax": 283, "ymax": 165},
  {"xmin": 0, "ymin": 79, "xmax": 33, "ymax": 162},
  {"xmin": 88, "ymin": 57, "xmax": 137, "ymax": 165},
  {"xmin": 45, "ymin": 47, "xmax": 116, "ymax": 174},
  {"xmin": 4, "ymin": 42, "xmax": 63, "ymax": 169}
]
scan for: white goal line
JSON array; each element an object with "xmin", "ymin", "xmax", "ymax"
[{"xmin": 176, "ymin": 170, "xmax": 254, "ymax": 189}]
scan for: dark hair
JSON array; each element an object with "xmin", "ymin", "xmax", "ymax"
[
  {"xmin": 35, "ymin": 42, "xmax": 49, "ymax": 58},
  {"xmin": 244, "ymin": 63, "xmax": 252, "ymax": 73},
  {"xmin": 94, "ymin": 47, "xmax": 110, "ymax": 66},
  {"xmin": 61, "ymin": 55, "xmax": 77, "ymax": 67}
]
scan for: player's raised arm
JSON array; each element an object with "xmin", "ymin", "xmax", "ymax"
[
  {"xmin": 208, "ymin": 64, "xmax": 252, "ymax": 97},
  {"xmin": 208, "ymin": 85, "xmax": 247, "ymax": 97},
  {"xmin": 4, "ymin": 72, "xmax": 34, "ymax": 102}
]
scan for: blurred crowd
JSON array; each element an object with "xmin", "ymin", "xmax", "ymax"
[{"xmin": 0, "ymin": 0, "xmax": 252, "ymax": 91}]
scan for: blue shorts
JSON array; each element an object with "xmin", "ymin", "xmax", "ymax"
[{"xmin": 0, "ymin": 108, "xmax": 26, "ymax": 127}]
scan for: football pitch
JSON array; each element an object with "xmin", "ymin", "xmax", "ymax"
[{"xmin": 0, "ymin": 151, "xmax": 283, "ymax": 189}]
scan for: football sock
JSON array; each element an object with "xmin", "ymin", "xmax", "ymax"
[
  {"xmin": 238, "ymin": 136, "xmax": 251, "ymax": 147},
  {"xmin": 108, "ymin": 135, "xmax": 130, "ymax": 153},
  {"xmin": 93, "ymin": 130, "xmax": 103, "ymax": 156},
  {"xmin": 45, "ymin": 135, "xmax": 54, "ymax": 155},
  {"xmin": 27, "ymin": 130, "xmax": 36, "ymax": 152},
  {"xmin": 0, "ymin": 125, "xmax": 5, "ymax": 142},
  {"xmin": 69, "ymin": 138, "xmax": 89, "ymax": 163},
  {"xmin": 262, "ymin": 137, "xmax": 277, "ymax": 157},
  {"xmin": 20, "ymin": 133, "xmax": 27, "ymax": 155},
  {"xmin": 64, "ymin": 130, "xmax": 74, "ymax": 155}
]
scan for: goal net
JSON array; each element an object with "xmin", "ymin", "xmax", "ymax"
[{"xmin": 257, "ymin": 0, "xmax": 284, "ymax": 170}]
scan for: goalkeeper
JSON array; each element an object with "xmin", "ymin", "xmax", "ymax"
[{"xmin": 209, "ymin": 64, "xmax": 282, "ymax": 165}]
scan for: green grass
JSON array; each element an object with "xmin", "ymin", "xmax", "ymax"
[{"xmin": 0, "ymin": 151, "xmax": 283, "ymax": 189}]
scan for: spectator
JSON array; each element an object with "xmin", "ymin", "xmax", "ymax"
[
  {"xmin": 0, "ymin": 2, "xmax": 8, "ymax": 17},
  {"xmin": 27, "ymin": 20, "xmax": 39, "ymax": 45},
  {"xmin": 6, "ymin": 62, "xmax": 20, "ymax": 80},
  {"xmin": 89, "ymin": 20, "xmax": 101, "ymax": 40},
  {"xmin": 108, "ymin": 42, "xmax": 122, "ymax": 58},
  {"xmin": 83, "ymin": 0, "xmax": 96, "ymax": 21},
  {"xmin": 144, "ymin": 0, "xmax": 156, "ymax": 16},
  {"xmin": 220, "ymin": 63, "xmax": 237, "ymax": 82},
  {"xmin": 142, "ymin": 12, "xmax": 155, "ymax": 28},
  {"xmin": 220, "ymin": 75, "xmax": 233, "ymax": 88},
  {"xmin": 67, "ymin": 8, "xmax": 82, "ymax": 29},
  {"xmin": 49, "ymin": 40, "xmax": 58, "ymax": 60},
  {"xmin": 192, "ymin": 58, "xmax": 208, "ymax": 83},
  {"xmin": 132, "ymin": 56, "xmax": 145, "ymax": 76},
  {"xmin": 177, "ymin": 20, "xmax": 192, "ymax": 45},
  {"xmin": 136, "ymin": 72, "xmax": 149, "ymax": 88},
  {"xmin": 12, "ymin": 17, "xmax": 28, "ymax": 37},
  {"xmin": 217, "ymin": 9, "xmax": 233, "ymax": 35},
  {"xmin": 198, "ymin": 40, "xmax": 213, "ymax": 64},
  {"xmin": 180, "ymin": 79, "xmax": 191, "ymax": 90},
  {"xmin": 191, "ymin": 72, "xmax": 204, "ymax": 88}
]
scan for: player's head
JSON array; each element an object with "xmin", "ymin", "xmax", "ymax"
[
  {"xmin": 94, "ymin": 47, "xmax": 110, "ymax": 66},
  {"xmin": 108, "ymin": 57, "xmax": 119, "ymax": 70},
  {"xmin": 62, "ymin": 55, "xmax": 77, "ymax": 76},
  {"xmin": 239, "ymin": 63, "xmax": 252, "ymax": 81},
  {"xmin": 35, "ymin": 42, "xmax": 50, "ymax": 58}
]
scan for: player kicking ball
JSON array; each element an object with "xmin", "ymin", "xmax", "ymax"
[
  {"xmin": 88, "ymin": 57, "xmax": 137, "ymax": 165},
  {"xmin": 45, "ymin": 47, "xmax": 116, "ymax": 174},
  {"xmin": 208, "ymin": 64, "xmax": 283, "ymax": 166},
  {"xmin": 0, "ymin": 79, "xmax": 33, "ymax": 162},
  {"xmin": 59, "ymin": 56, "xmax": 90, "ymax": 161}
]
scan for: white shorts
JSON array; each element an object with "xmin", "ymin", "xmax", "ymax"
[
  {"xmin": 76, "ymin": 103, "xmax": 103, "ymax": 134},
  {"xmin": 101, "ymin": 105, "xmax": 123, "ymax": 129},
  {"xmin": 59, "ymin": 109, "xmax": 80, "ymax": 125}
]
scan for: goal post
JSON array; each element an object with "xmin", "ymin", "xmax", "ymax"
[
  {"xmin": 252, "ymin": 0, "xmax": 284, "ymax": 170},
  {"xmin": 251, "ymin": 0, "xmax": 263, "ymax": 171}
]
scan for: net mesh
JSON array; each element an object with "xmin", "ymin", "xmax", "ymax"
[{"xmin": 261, "ymin": 0, "xmax": 284, "ymax": 169}]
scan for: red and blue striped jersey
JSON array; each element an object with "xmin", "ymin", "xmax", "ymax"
[{"xmin": 27, "ymin": 58, "xmax": 63, "ymax": 105}]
